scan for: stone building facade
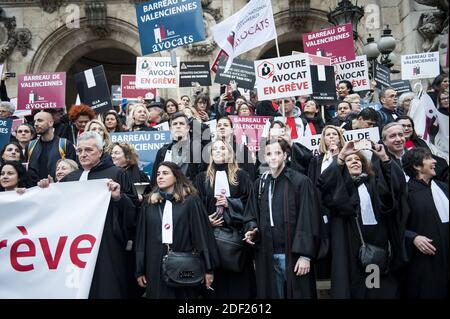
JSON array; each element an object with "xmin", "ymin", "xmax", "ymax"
[{"xmin": 0, "ymin": 0, "xmax": 447, "ymax": 105}]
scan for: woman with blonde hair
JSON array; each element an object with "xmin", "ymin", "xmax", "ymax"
[
  {"xmin": 127, "ymin": 103, "xmax": 155, "ymax": 132},
  {"xmin": 55, "ymin": 158, "xmax": 79, "ymax": 182},
  {"xmin": 85, "ymin": 119, "xmax": 113, "ymax": 154},
  {"xmin": 194, "ymin": 139, "xmax": 256, "ymax": 299},
  {"xmin": 135, "ymin": 161, "xmax": 217, "ymax": 299}
]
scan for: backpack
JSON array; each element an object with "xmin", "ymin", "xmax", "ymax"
[{"xmin": 28, "ymin": 138, "xmax": 67, "ymax": 161}]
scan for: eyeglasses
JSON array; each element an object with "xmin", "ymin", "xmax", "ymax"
[{"xmin": 441, "ymin": 97, "xmax": 449, "ymax": 101}]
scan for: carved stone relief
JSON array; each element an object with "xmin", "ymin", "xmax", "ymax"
[{"xmin": 0, "ymin": 7, "xmax": 33, "ymax": 63}]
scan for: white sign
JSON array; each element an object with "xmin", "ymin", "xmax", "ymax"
[
  {"xmin": 254, "ymin": 54, "xmax": 312, "ymax": 100},
  {"xmin": 0, "ymin": 180, "xmax": 111, "ymax": 299},
  {"xmin": 298, "ymin": 127, "xmax": 380, "ymax": 156},
  {"xmin": 0, "ymin": 64, "xmax": 4, "ymax": 77},
  {"xmin": 401, "ymin": 52, "xmax": 440, "ymax": 80},
  {"xmin": 334, "ymin": 55, "xmax": 370, "ymax": 92},
  {"xmin": 136, "ymin": 57, "xmax": 180, "ymax": 89},
  {"xmin": 211, "ymin": 0, "xmax": 277, "ymax": 73}
]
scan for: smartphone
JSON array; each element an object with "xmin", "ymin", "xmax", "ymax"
[
  {"xmin": 4, "ymin": 72, "xmax": 16, "ymax": 78},
  {"xmin": 353, "ymin": 139, "xmax": 372, "ymax": 151},
  {"xmin": 270, "ymin": 128, "xmax": 285, "ymax": 137}
]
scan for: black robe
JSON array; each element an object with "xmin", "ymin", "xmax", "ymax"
[
  {"xmin": 318, "ymin": 160, "xmax": 401, "ymax": 299},
  {"xmin": 62, "ymin": 154, "xmax": 138, "ymax": 298},
  {"xmin": 194, "ymin": 167, "xmax": 256, "ymax": 299},
  {"xmin": 245, "ymin": 167, "xmax": 322, "ymax": 299},
  {"xmin": 404, "ymin": 178, "xmax": 449, "ymax": 298},
  {"xmin": 135, "ymin": 194, "xmax": 218, "ymax": 299}
]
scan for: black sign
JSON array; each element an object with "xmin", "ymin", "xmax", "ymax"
[
  {"xmin": 179, "ymin": 62, "xmax": 211, "ymax": 87},
  {"xmin": 214, "ymin": 57, "xmax": 256, "ymax": 90},
  {"xmin": 75, "ymin": 65, "xmax": 113, "ymax": 114},
  {"xmin": 111, "ymin": 85, "xmax": 121, "ymax": 107},
  {"xmin": 374, "ymin": 61, "xmax": 391, "ymax": 89},
  {"xmin": 310, "ymin": 65, "xmax": 337, "ymax": 105},
  {"xmin": 390, "ymin": 79, "xmax": 412, "ymax": 94}
]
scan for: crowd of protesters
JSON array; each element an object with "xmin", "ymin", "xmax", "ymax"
[{"xmin": 0, "ymin": 71, "xmax": 448, "ymax": 299}]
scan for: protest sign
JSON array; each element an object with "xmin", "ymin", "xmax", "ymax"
[
  {"xmin": 211, "ymin": 49, "xmax": 229, "ymax": 73},
  {"xmin": 0, "ymin": 118, "xmax": 12, "ymax": 150},
  {"xmin": 16, "ymin": 72, "xmax": 66, "ymax": 110},
  {"xmin": 298, "ymin": 127, "xmax": 380, "ymax": 156},
  {"xmin": 121, "ymin": 75, "xmax": 157, "ymax": 100},
  {"xmin": 111, "ymin": 131, "xmax": 171, "ymax": 175},
  {"xmin": 254, "ymin": 54, "xmax": 312, "ymax": 100},
  {"xmin": 303, "ymin": 23, "xmax": 355, "ymax": 64},
  {"xmin": 135, "ymin": 0, "xmax": 205, "ymax": 55},
  {"xmin": 401, "ymin": 52, "xmax": 440, "ymax": 80},
  {"xmin": 136, "ymin": 57, "xmax": 180, "ymax": 89},
  {"xmin": 293, "ymin": 51, "xmax": 332, "ymax": 66},
  {"xmin": 111, "ymin": 85, "xmax": 121, "ymax": 107},
  {"xmin": 390, "ymin": 79, "xmax": 412, "ymax": 95},
  {"xmin": 0, "ymin": 180, "xmax": 110, "ymax": 298},
  {"xmin": 75, "ymin": 66, "xmax": 113, "ymax": 114},
  {"xmin": 179, "ymin": 62, "xmax": 211, "ymax": 87},
  {"xmin": 229, "ymin": 116, "xmax": 270, "ymax": 152},
  {"xmin": 215, "ymin": 58, "xmax": 255, "ymax": 90},
  {"xmin": 334, "ymin": 55, "xmax": 370, "ymax": 92},
  {"xmin": 373, "ymin": 61, "xmax": 391, "ymax": 89},
  {"xmin": 310, "ymin": 65, "xmax": 337, "ymax": 105}
]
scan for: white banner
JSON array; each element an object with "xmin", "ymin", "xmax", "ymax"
[
  {"xmin": 211, "ymin": 0, "xmax": 277, "ymax": 73},
  {"xmin": 0, "ymin": 180, "xmax": 111, "ymax": 299},
  {"xmin": 297, "ymin": 127, "xmax": 380, "ymax": 156},
  {"xmin": 254, "ymin": 54, "xmax": 312, "ymax": 100},
  {"xmin": 401, "ymin": 52, "xmax": 440, "ymax": 80},
  {"xmin": 334, "ymin": 55, "xmax": 370, "ymax": 92},
  {"xmin": 136, "ymin": 57, "xmax": 180, "ymax": 89}
]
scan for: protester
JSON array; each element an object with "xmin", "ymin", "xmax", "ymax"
[
  {"xmin": 194, "ymin": 139, "xmax": 256, "ymax": 299},
  {"xmin": 402, "ymin": 148, "xmax": 448, "ymax": 298},
  {"xmin": 344, "ymin": 93, "xmax": 362, "ymax": 113},
  {"xmin": 85, "ymin": 119, "xmax": 113, "ymax": 154},
  {"xmin": 1, "ymin": 141, "xmax": 25, "ymax": 164},
  {"xmin": 54, "ymin": 158, "xmax": 79, "ymax": 182},
  {"xmin": 27, "ymin": 111, "xmax": 76, "ymax": 179},
  {"xmin": 15, "ymin": 123, "xmax": 36, "ymax": 151},
  {"xmin": 194, "ymin": 94, "xmax": 215, "ymax": 122},
  {"xmin": 244, "ymin": 139, "xmax": 322, "ymax": 299},
  {"xmin": 318, "ymin": 140, "xmax": 402, "ymax": 298},
  {"xmin": 213, "ymin": 116, "xmax": 256, "ymax": 180},
  {"xmin": 164, "ymin": 99, "xmax": 179, "ymax": 117},
  {"xmin": 237, "ymin": 102, "xmax": 254, "ymax": 116},
  {"xmin": 150, "ymin": 112, "xmax": 205, "ymax": 189},
  {"xmin": 147, "ymin": 101, "xmax": 165, "ymax": 126},
  {"xmin": 301, "ymin": 99, "xmax": 324, "ymax": 135},
  {"xmin": 381, "ymin": 122, "xmax": 406, "ymax": 169},
  {"xmin": 135, "ymin": 161, "xmax": 217, "ymax": 299},
  {"xmin": 343, "ymin": 108, "xmax": 379, "ymax": 131},
  {"xmin": 50, "ymin": 131, "xmax": 138, "ymax": 298},
  {"xmin": 0, "ymin": 160, "xmax": 31, "ymax": 192},
  {"xmin": 377, "ymin": 88, "xmax": 399, "ymax": 132},
  {"xmin": 327, "ymin": 101, "xmax": 352, "ymax": 127},
  {"xmin": 103, "ymin": 110, "xmax": 124, "ymax": 133},
  {"xmin": 0, "ymin": 101, "xmax": 15, "ymax": 119},
  {"xmin": 397, "ymin": 92, "xmax": 415, "ymax": 116},
  {"xmin": 179, "ymin": 95, "xmax": 190, "ymax": 111},
  {"xmin": 127, "ymin": 103, "xmax": 155, "ymax": 131},
  {"xmin": 63, "ymin": 104, "xmax": 96, "ymax": 144}
]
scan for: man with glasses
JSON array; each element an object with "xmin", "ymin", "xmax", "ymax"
[{"xmin": 377, "ymin": 88, "xmax": 399, "ymax": 132}]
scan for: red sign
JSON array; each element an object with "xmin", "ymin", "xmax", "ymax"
[
  {"xmin": 302, "ymin": 23, "xmax": 355, "ymax": 65},
  {"xmin": 211, "ymin": 49, "xmax": 229, "ymax": 74},
  {"xmin": 292, "ymin": 51, "xmax": 332, "ymax": 66},
  {"xmin": 17, "ymin": 72, "xmax": 66, "ymax": 110},
  {"xmin": 229, "ymin": 115, "xmax": 271, "ymax": 152},
  {"xmin": 121, "ymin": 75, "xmax": 157, "ymax": 99}
]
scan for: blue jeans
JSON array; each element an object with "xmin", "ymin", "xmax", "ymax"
[{"xmin": 273, "ymin": 254, "xmax": 286, "ymax": 299}]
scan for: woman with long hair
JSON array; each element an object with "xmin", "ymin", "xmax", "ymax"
[
  {"xmin": 194, "ymin": 139, "xmax": 256, "ymax": 299},
  {"xmin": 103, "ymin": 110, "xmax": 124, "ymax": 133},
  {"xmin": 135, "ymin": 162, "xmax": 217, "ymax": 299},
  {"xmin": 318, "ymin": 141, "xmax": 403, "ymax": 298},
  {"xmin": 0, "ymin": 161, "xmax": 32, "ymax": 192},
  {"xmin": 214, "ymin": 116, "xmax": 256, "ymax": 180}
]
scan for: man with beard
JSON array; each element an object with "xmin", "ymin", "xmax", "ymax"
[
  {"xmin": 149, "ymin": 112, "xmax": 205, "ymax": 189},
  {"xmin": 26, "ymin": 111, "xmax": 76, "ymax": 179}
]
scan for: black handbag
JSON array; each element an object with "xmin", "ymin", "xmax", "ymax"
[
  {"xmin": 161, "ymin": 245, "xmax": 205, "ymax": 288},
  {"xmin": 355, "ymin": 216, "xmax": 389, "ymax": 274},
  {"xmin": 213, "ymin": 227, "xmax": 249, "ymax": 273}
]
